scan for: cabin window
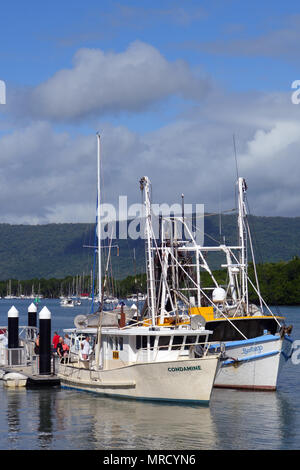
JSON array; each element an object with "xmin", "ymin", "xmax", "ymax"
[
  {"xmin": 158, "ymin": 336, "xmax": 171, "ymax": 349},
  {"xmin": 136, "ymin": 336, "xmax": 148, "ymax": 350},
  {"xmin": 184, "ymin": 336, "xmax": 197, "ymax": 350},
  {"xmin": 117, "ymin": 337, "xmax": 123, "ymax": 351},
  {"xmin": 172, "ymin": 336, "xmax": 184, "ymax": 350},
  {"xmin": 108, "ymin": 336, "xmax": 124, "ymax": 351}
]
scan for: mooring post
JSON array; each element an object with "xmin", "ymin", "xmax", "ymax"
[
  {"xmin": 8, "ymin": 306, "xmax": 19, "ymax": 349},
  {"xmin": 7, "ymin": 306, "xmax": 19, "ymax": 366},
  {"xmin": 39, "ymin": 306, "xmax": 51, "ymax": 375},
  {"xmin": 28, "ymin": 302, "xmax": 37, "ymax": 339}
]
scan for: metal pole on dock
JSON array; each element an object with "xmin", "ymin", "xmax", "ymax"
[
  {"xmin": 39, "ymin": 306, "xmax": 51, "ymax": 375},
  {"xmin": 8, "ymin": 306, "xmax": 19, "ymax": 348},
  {"xmin": 28, "ymin": 302, "xmax": 37, "ymax": 339},
  {"xmin": 28, "ymin": 302, "xmax": 37, "ymax": 327}
]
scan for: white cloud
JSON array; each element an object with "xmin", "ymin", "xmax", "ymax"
[
  {"xmin": 2, "ymin": 89, "xmax": 300, "ymax": 224},
  {"xmin": 0, "ymin": 121, "xmax": 97, "ymax": 223},
  {"xmin": 21, "ymin": 41, "xmax": 210, "ymax": 121},
  {"xmin": 2, "ymin": 39, "xmax": 300, "ymax": 224}
]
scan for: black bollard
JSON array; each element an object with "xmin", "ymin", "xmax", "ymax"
[
  {"xmin": 8, "ymin": 306, "xmax": 19, "ymax": 366},
  {"xmin": 8, "ymin": 306, "xmax": 19, "ymax": 349},
  {"xmin": 28, "ymin": 302, "xmax": 37, "ymax": 339},
  {"xmin": 39, "ymin": 306, "xmax": 51, "ymax": 375},
  {"xmin": 28, "ymin": 302, "xmax": 37, "ymax": 327}
]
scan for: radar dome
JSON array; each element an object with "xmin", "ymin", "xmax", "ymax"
[{"xmin": 212, "ymin": 287, "xmax": 226, "ymax": 303}]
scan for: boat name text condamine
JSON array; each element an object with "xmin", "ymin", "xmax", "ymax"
[{"xmin": 167, "ymin": 365, "xmax": 202, "ymax": 372}]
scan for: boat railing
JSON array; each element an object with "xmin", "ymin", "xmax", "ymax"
[{"xmin": 136, "ymin": 339, "xmax": 218, "ymax": 363}]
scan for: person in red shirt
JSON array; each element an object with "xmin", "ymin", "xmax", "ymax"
[{"xmin": 52, "ymin": 332, "xmax": 60, "ymax": 352}]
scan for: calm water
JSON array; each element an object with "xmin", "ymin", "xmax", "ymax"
[{"xmin": 0, "ymin": 299, "xmax": 299, "ymax": 450}]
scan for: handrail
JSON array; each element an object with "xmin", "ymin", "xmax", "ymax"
[{"xmin": 136, "ymin": 339, "xmax": 220, "ymax": 362}]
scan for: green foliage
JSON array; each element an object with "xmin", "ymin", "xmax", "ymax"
[
  {"xmin": 1, "ymin": 216, "xmax": 300, "ymax": 303},
  {"xmin": 3, "ymin": 258, "xmax": 300, "ymax": 304},
  {"xmin": 247, "ymin": 257, "xmax": 300, "ymax": 305}
]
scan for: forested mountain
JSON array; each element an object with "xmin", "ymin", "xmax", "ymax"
[{"xmin": 0, "ymin": 213, "xmax": 299, "ymax": 282}]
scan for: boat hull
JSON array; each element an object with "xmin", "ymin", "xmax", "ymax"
[
  {"xmin": 213, "ymin": 334, "xmax": 293, "ymax": 391},
  {"xmin": 58, "ymin": 355, "xmax": 220, "ymax": 404}
]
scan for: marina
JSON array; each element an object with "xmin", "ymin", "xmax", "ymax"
[
  {"xmin": 1, "ymin": 0, "xmax": 300, "ymax": 455},
  {"xmin": 0, "ymin": 146, "xmax": 297, "ymax": 450},
  {"xmin": 0, "ymin": 299, "xmax": 299, "ymax": 450},
  {"xmin": 0, "ymin": 139, "xmax": 297, "ymax": 452}
]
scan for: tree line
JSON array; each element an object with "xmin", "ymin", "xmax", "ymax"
[{"xmin": 1, "ymin": 257, "xmax": 300, "ymax": 305}]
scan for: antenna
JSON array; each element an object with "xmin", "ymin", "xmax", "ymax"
[
  {"xmin": 181, "ymin": 193, "xmax": 185, "ymax": 241},
  {"xmin": 219, "ymin": 187, "xmax": 222, "ymax": 244},
  {"xmin": 233, "ymin": 134, "xmax": 239, "ymax": 180}
]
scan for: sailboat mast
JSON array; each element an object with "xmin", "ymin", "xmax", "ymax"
[
  {"xmin": 97, "ymin": 133, "xmax": 102, "ymax": 305},
  {"xmin": 140, "ymin": 176, "xmax": 156, "ymax": 326},
  {"xmin": 237, "ymin": 177, "xmax": 248, "ymax": 311}
]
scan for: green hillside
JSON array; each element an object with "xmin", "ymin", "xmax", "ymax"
[{"xmin": 0, "ymin": 213, "xmax": 299, "ymax": 282}]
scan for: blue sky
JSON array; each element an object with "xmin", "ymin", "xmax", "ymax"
[
  {"xmin": 1, "ymin": 0, "xmax": 300, "ymax": 223},
  {"xmin": 1, "ymin": 0, "xmax": 297, "ymax": 90}
]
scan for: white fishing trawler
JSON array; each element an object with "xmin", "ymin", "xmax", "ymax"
[
  {"xmin": 151, "ymin": 176, "xmax": 293, "ymax": 390},
  {"xmin": 58, "ymin": 137, "xmax": 221, "ymax": 404}
]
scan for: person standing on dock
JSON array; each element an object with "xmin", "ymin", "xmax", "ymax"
[
  {"xmin": 34, "ymin": 334, "xmax": 40, "ymax": 355},
  {"xmin": 52, "ymin": 332, "xmax": 60, "ymax": 352},
  {"xmin": 56, "ymin": 337, "xmax": 64, "ymax": 360},
  {"xmin": 64, "ymin": 334, "xmax": 70, "ymax": 348}
]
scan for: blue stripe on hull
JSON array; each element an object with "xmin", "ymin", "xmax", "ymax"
[
  {"xmin": 222, "ymin": 349, "xmax": 279, "ymax": 366},
  {"xmin": 209, "ymin": 334, "xmax": 282, "ymax": 353},
  {"xmin": 60, "ymin": 384, "xmax": 210, "ymax": 406}
]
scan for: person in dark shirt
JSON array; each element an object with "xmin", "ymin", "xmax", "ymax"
[{"xmin": 56, "ymin": 336, "xmax": 64, "ymax": 360}]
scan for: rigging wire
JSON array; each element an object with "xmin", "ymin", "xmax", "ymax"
[{"xmin": 245, "ymin": 195, "xmax": 281, "ymax": 315}]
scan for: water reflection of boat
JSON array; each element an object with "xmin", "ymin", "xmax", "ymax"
[
  {"xmin": 53, "ymin": 389, "xmax": 216, "ymax": 449},
  {"xmin": 0, "ymin": 368, "xmax": 297, "ymax": 449}
]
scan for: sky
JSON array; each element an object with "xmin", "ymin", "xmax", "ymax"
[{"xmin": 1, "ymin": 0, "xmax": 300, "ymax": 224}]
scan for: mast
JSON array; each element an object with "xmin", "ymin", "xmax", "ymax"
[
  {"xmin": 97, "ymin": 132, "xmax": 102, "ymax": 305},
  {"xmin": 95, "ymin": 133, "xmax": 103, "ymax": 370},
  {"xmin": 237, "ymin": 177, "xmax": 248, "ymax": 312},
  {"xmin": 140, "ymin": 176, "xmax": 156, "ymax": 326}
]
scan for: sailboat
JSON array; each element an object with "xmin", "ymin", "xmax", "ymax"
[
  {"xmin": 57, "ymin": 137, "xmax": 221, "ymax": 404},
  {"xmin": 152, "ymin": 176, "xmax": 293, "ymax": 390}
]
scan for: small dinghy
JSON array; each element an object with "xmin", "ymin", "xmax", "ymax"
[{"xmin": 3, "ymin": 372, "xmax": 27, "ymax": 388}]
